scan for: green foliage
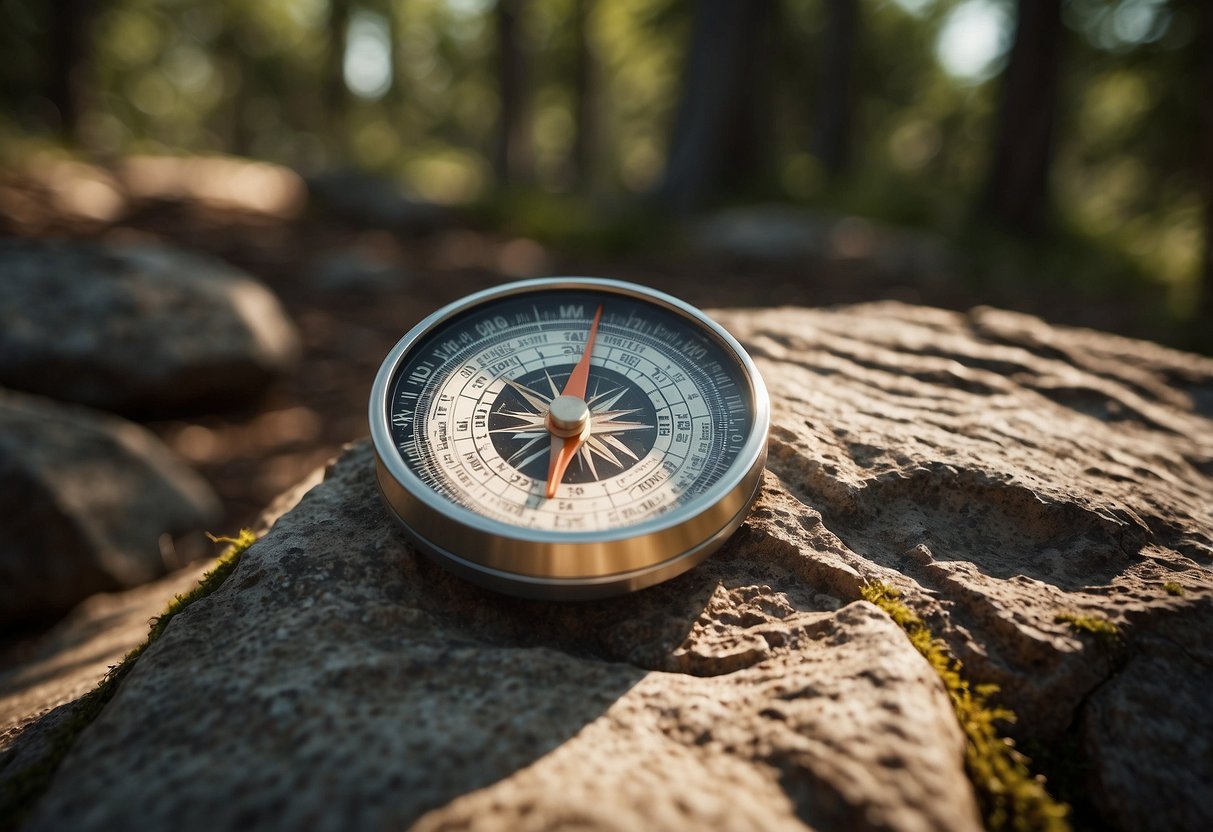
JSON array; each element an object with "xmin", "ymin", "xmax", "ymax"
[
  {"xmin": 861, "ymin": 582, "xmax": 1071, "ymax": 832},
  {"xmin": 1054, "ymin": 612, "xmax": 1121, "ymax": 644},
  {"xmin": 1162, "ymin": 582, "xmax": 1185, "ymax": 597},
  {"xmin": 0, "ymin": 530, "xmax": 258, "ymax": 828},
  {"xmin": 0, "ymin": 0, "xmax": 1206, "ymax": 322}
]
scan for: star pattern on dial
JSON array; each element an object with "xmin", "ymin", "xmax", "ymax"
[{"xmin": 492, "ymin": 373, "xmax": 650, "ymax": 481}]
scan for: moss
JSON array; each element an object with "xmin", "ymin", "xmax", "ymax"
[
  {"xmin": 1054, "ymin": 612, "xmax": 1120, "ymax": 644},
  {"xmin": 0, "ymin": 530, "xmax": 258, "ymax": 828},
  {"xmin": 861, "ymin": 582, "xmax": 1071, "ymax": 832},
  {"xmin": 1162, "ymin": 582, "xmax": 1185, "ymax": 597}
]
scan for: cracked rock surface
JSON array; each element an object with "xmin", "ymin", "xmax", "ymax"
[{"xmin": 16, "ymin": 302, "xmax": 1213, "ymax": 831}]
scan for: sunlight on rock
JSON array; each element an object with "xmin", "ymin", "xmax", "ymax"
[
  {"xmin": 225, "ymin": 278, "xmax": 302, "ymax": 367},
  {"xmin": 11, "ymin": 157, "xmax": 128, "ymax": 224},
  {"xmin": 51, "ymin": 167, "xmax": 126, "ymax": 222},
  {"xmin": 118, "ymin": 156, "xmax": 307, "ymax": 218},
  {"xmin": 172, "ymin": 424, "xmax": 221, "ymax": 464}
]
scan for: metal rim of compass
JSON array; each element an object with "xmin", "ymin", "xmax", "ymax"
[{"xmin": 369, "ymin": 277, "xmax": 770, "ymax": 599}]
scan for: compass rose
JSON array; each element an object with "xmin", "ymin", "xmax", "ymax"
[{"xmin": 488, "ymin": 365, "xmax": 658, "ymax": 483}]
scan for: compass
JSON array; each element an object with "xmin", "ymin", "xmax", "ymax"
[{"xmin": 369, "ymin": 277, "xmax": 769, "ymax": 599}]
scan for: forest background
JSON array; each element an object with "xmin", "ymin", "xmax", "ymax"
[{"xmin": 1, "ymin": 0, "xmax": 1209, "ymax": 351}]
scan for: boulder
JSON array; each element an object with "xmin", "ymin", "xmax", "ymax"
[
  {"xmin": 0, "ymin": 240, "xmax": 299, "ymax": 413},
  {"xmin": 305, "ymin": 171, "xmax": 453, "ymax": 234},
  {"xmin": 12, "ymin": 303, "xmax": 1213, "ymax": 831},
  {"xmin": 689, "ymin": 204, "xmax": 962, "ymax": 283},
  {"xmin": 0, "ymin": 390, "xmax": 220, "ymax": 628}
]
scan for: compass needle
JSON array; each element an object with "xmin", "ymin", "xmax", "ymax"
[
  {"xmin": 372, "ymin": 278, "xmax": 768, "ymax": 599},
  {"xmin": 543, "ymin": 305, "xmax": 604, "ymax": 497}
]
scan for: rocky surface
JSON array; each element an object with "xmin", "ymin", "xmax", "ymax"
[
  {"xmin": 0, "ymin": 390, "xmax": 220, "ymax": 629},
  {"xmin": 0, "ymin": 463, "xmax": 323, "ymax": 803},
  {"xmin": 0, "ymin": 240, "xmax": 299, "ymax": 413},
  {"xmin": 0, "ymin": 563, "xmax": 211, "ymax": 784},
  {"xmin": 9, "ymin": 302, "xmax": 1213, "ymax": 831}
]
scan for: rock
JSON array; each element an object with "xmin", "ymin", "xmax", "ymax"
[
  {"xmin": 0, "ymin": 389, "xmax": 220, "ymax": 628},
  {"xmin": 688, "ymin": 205, "xmax": 962, "ymax": 283},
  {"xmin": 0, "ymin": 465, "xmax": 322, "ymax": 798},
  {"xmin": 306, "ymin": 171, "xmax": 453, "ymax": 234},
  {"xmin": 0, "ymin": 240, "xmax": 300, "ymax": 413},
  {"xmin": 12, "ymin": 303, "xmax": 1213, "ymax": 831},
  {"xmin": 303, "ymin": 249, "xmax": 410, "ymax": 294},
  {"xmin": 715, "ymin": 302, "xmax": 1213, "ymax": 830},
  {"xmin": 0, "ymin": 563, "xmax": 211, "ymax": 782},
  {"xmin": 17, "ymin": 442, "xmax": 982, "ymax": 832}
]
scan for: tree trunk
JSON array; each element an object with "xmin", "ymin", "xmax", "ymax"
[
  {"xmin": 978, "ymin": 0, "xmax": 1063, "ymax": 236},
  {"xmin": 494, "ymin": 0, "xmax": 531, "ymax": 186},
  {"xmin": 652, "ymin": 0, "xmax": 776, "ymax": 215},
  {"xmin": 1198, "ymin": 0, "xmax": 1213, "ymax": 327},
  {"xmin": 812, "ymin": 0, "xmax": 859, "ymax": 180},
  {"xmin": 571, "ymin": 0, "xmax": 597, "ymax": 192},
  {"xmin": 47, "ymin": 0, "xmax": 91, "ymax": 141},
  {"xmin": 326, "ymin": 0, "xmax": 352, "ymax": 158}
]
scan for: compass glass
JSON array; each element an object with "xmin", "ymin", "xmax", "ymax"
[{"xmin": 384, "ymin": 287, "xmax": 755, "ymax": 533}]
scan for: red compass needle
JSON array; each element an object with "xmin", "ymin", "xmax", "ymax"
[
  {"xmin": 545, "ymin": 305, "xmax": 603, "ymax": 499},
  {"xmin": 560, "ymin": 304, "xmax": 603, "ymax": 401}
]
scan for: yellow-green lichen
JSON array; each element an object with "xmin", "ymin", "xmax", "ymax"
[
  {"xmin": 1054, "ymin": 612, "xmax": 1120, "ymax": 643},
  {"xmin": 861, "ymin": 582, "xmax": 1070, "ymax": 832},
  {"xmin": 0, "ymin": 530, "xmax": 258, "ymax": 826},
  {"xmin": 1162, "ymin": 582, "xmax": 1184, "ymax": 597}
]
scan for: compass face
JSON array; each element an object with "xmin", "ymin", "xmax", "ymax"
[
  {"xmin": 370, "ymin": 278, "xmax": 769, "ymax": 598},
  {"xmin": 487, "ymin": 364, "xmax": 658, "ymax": 483}
]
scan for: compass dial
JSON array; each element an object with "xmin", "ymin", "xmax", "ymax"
[{"xmin": 370, "ymin": 278, "xmax": 769, "ymax": 599}]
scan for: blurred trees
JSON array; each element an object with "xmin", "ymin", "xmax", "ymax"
[
  {"xmin": 812, "ymin": 0, "xmax": 859, "ymax": 179},
  {"xmin": 493, "ymin": 0, "xmax": 531, "ymax": 184},
  {"xmin": 0, "ymin": 0, "xmax": 1207, "ymax": 323},
  {"xmin": 979, "ymin": 0, "xmax": 1063, "ymax": 236},
  {"xmin": 652, "ymin": 0, "xmax": 775, "ymax": 214}
]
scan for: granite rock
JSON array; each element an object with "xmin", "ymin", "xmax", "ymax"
[
  {"xmin": 0, "ymin": 240, "xmax": 299, "ymax": 413},
  {"xmin": 17, "ymin": 441, "xmax": 982, "ymax": 832},
  {"xmin": 14, "ymin": 302, "xmax": 1213, "ymax": 831},
  {"xmin": 0, "ymin": 390, "xmax": 220, "ymax": 628},
  {"xmin": 716, "ymin": 302, "xmax": 1213, "ymax": 830}
]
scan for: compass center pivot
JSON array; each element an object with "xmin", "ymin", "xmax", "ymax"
[{"xmin": 546, "ymin": 394, "xmax": 591, "ymax": 437}]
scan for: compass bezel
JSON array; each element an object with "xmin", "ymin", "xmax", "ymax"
[{"xmin": 369, "ymin": 277, "xmax": 770, "ymax": 599}]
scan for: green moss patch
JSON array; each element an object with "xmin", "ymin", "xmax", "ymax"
[
  {"xmin": 1054, "ymin": 612, "xmax": 1120, "ymax": 644},
  {"xmin": 0, "ymin": 530, "xmax": 258, "ymax": 827},
  {"xmin": 861, "ymin": 582, "xmax": 1070, "ymax": 832},
  {"xmin": 1162, "ymin": 582, "xmax": 1185, "ymax": 597}
]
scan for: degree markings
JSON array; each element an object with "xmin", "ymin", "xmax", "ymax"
[{"xmin": 399, "ymin": 312, "xmax": 745, "ymax": 530}]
